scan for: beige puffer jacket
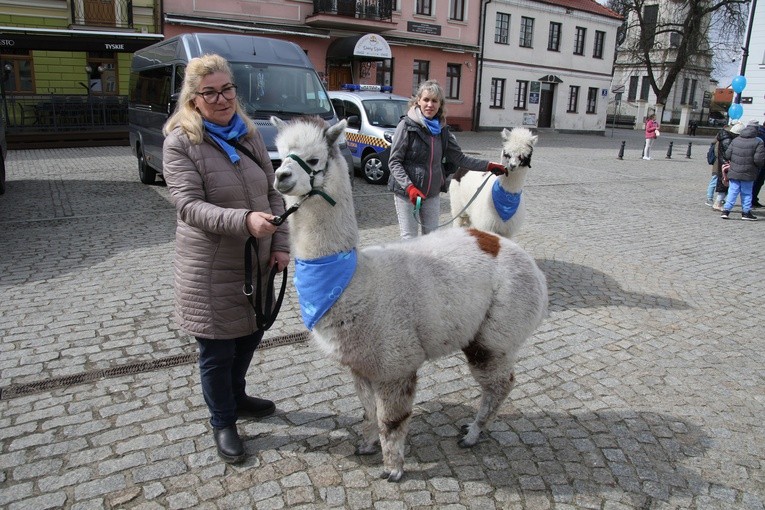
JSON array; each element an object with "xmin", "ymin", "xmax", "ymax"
[{"xmin": 162, "ymin": 127, "xmax": 289, "ymax": 339}]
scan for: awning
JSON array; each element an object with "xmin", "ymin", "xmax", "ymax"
[
  {"xmin": 327, "ymin": 34, "xmax": 392, "ymax": 60},
  {"xmin": 538, "ymin": 74, "xmax": 563, "ymax": 83},
  {"xmin": 0, "ymin": 26, "xmax": 163, "ymax": 52}
]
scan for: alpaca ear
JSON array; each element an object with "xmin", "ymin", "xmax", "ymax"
[
  {"xmin": 530, "ymin": 135, "xmax": 539, "ymax": 146},
  {"xmin": 325, "ymin": 119, "xmax": 348, "ymax": 146},
  {"xmin": 270, "ymin": 116, "xmax": 286, "ymax": 129},
  {"xmin": 501, "ymin": 128, "xmax": 512, "ymax": 141}
]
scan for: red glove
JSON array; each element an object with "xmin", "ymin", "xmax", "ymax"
[
  {"xmin": 487, "ymin": 162, "xmax": 508, "ymax": 176},
  {"xmin": 406, "ymin": 184, "xmax": 426, "ymax": 205}
]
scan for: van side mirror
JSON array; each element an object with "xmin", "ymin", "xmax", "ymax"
[
  {"xmin": 347, "ymin": 115, "xmax": 361, "ymax": 129},
  {"xmin": 168, "ymin": 93, "xmax": 180, "ymax": 114}
]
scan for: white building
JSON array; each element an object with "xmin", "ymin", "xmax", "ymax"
[
  {"xmin": 739, "ymin": 0, "xmax": 764, "ymax": 125},
  {"xmin": 610, "ymin": 0, "xmax": 714, "ymax": 129},
  {"xmin": 477, "ymin": 0, "xmax": 622, "ymax": 133}
]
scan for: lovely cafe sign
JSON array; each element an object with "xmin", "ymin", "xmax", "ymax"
[{"xmin": 353, "ymin": 34, "xmax": 391, "ymax": 59}]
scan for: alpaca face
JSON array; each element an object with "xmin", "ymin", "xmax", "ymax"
[
  {"xmin": 271, "ymin": 116, "xmax": 347, "ymax": 197},
  {"xmin": 500, "ymin": 127, "xmax": 538, "ymax": 171}
]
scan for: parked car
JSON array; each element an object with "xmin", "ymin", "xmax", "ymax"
[
  {"xmin": 708, "ymin": 111, "xmax": 727, "ymax": 127},
  {"xmin": 329, "ymin": 85, "xmax": 409, "ymax": 184}
]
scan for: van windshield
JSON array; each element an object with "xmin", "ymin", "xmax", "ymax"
[{"xmin": 232, "ymin": 63, "xmax": 333, "ymax": 118}]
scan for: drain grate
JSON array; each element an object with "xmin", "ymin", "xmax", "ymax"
[{"xmin": 0, "ymin": 330, "xmax": 309, "ymax": 400}]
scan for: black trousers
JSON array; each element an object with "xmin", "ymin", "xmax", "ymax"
[
  {"xmin": 753, "ymin": 167, "xmax": 765, "ymax": 204},
  {"xmin": 196, "ymin": 331, "xmax": 264, "ymax": 428}
]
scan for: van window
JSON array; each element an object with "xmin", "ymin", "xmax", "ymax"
[
  {"xmin": 232, "ymin": 64, "xmax": 333, "ymax": 118},
  {"xmin": 130, "ymin": 66, "xmax": 172, "ymax": 111}
]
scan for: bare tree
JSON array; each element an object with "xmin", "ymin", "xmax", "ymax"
[{"xmin": 608, "ymin": 0, "xmax": 748, "ymax": 106}]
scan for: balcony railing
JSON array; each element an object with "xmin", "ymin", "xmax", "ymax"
[
  {"xmin": 71, "ymin": 0, "xmax": 134, "ymax": 29},
  {"xmin": 2, "ymin": 94, "xmax": 128, "ymax": 133},
  {"xmin": 313, "ymin": 0, "xmax": 393, "ymax": 21}
]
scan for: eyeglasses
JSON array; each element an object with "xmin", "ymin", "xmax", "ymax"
[{"xmin": 196, "ymin": 85, "xmax": 237, "ymax": 104}]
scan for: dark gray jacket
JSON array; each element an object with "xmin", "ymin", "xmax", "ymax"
[
  {"xmin": 387, "ymin": 107, "xmax": 489, "ymax": 198},
  {"xmin": 724, "ymin": 125, "xmax": 765, "ymax": 181}
]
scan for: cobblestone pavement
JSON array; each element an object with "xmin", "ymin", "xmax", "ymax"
[{"xmin": 1, "ymin": 129, "xmax": 763, "ymax": 509}]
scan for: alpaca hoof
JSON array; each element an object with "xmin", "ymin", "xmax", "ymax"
[
  {"xmin": 382, "ymin": 469, "xmax": 404, "ymax": 482},
  {"xmin": 458, "ymin": 436, "xmax": 477, "ymax": 448}
]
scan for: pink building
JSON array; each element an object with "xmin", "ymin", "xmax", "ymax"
[{"xmin": 162, "ymin": 0, "xmax": 481, "ymax": 130}]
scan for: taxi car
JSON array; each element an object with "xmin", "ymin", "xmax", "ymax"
[{"xmin": 328, "ymin": 85, "xmax": 409, "ymax": 184}]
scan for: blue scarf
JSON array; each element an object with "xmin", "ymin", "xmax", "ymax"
[
  {"xmin": 492, "ymin": 181, "xmax": 522, "ymax": 221},
  {"xmin": 294, "ymin": 249, "xmax": 357, "ymax": 330},
  {"xmin": 203, "ymin": 113, "xmax": 248, "ymax": 164},
  {"xmin": 423, "ymin": 115, "xmax": 442, "ymax": 136}
]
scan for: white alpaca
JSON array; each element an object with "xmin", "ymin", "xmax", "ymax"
[
  {"xmin": 448, "ymin": 127, "xmax": 538, "ymax": 238},
  {"xmin": 270, "ymin": 116, "xmax": 548, "ymax": 482}
]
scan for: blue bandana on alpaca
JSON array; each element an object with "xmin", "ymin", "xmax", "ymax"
[
  {"xmin": 492, "ymin": 181, "xmax": 522, "ymax": 221},
  {"xmin": 294, "ymin": 249, "xmax": 357, "ymax": 330},
  {"xmin": 203, "ymin": 113, "xmax": 249, "ymax": 164}
]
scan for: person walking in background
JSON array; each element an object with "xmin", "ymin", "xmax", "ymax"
[
  {"xmin": 162, "ymin": 54, "xmax": 290, "ymax": 463},
  {"xmin": 710, "ymin": 122, "xmax": 744, "ymax": 211},
  {"xmin": 750, "ymin": 121, "xmax": 765, "ymax": 208},
  {"xmin": 643, "ymin": 113, "xmax": 659, "ymax": 160},
  {"xmin": 387, "ymin": 80, "xmax": 507, "ymax": 239},
  {"xmin": 721, "ymin": 120, "xmax": 765, "ymax": 220}
]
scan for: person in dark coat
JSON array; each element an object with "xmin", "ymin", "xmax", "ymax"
[
  {"xmin": 710, "ymin": 122, "xmax": 743, "ymax": 211},
  {"xmin": 750, "ymin": 122, "xmax": 765, "ymax": 208},
  {"xmin": 721, "ymin": 121, "xmax": 765, "ymax": 220}
]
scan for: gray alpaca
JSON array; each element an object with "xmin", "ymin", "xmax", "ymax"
[{"xmin": 271, "ymin": 116, "xmax": 548, "ymax": 482}]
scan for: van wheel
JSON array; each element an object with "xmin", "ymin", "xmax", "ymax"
[
  {"xmin": 361, "ymin": 152, "xmax": 388, "ymax": 185},
  {"xmin": 137, "ymin": 146, "xmax": 157, "ymax": 185}
]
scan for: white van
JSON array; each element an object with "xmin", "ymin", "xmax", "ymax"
[{"xmin": 128, "ymin": 33, "xmax": 352, "ymax": 184}]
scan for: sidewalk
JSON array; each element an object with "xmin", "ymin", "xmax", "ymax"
[{"xmin": 1, "ymin": 130, "xmax": 763, "ymax": 509}]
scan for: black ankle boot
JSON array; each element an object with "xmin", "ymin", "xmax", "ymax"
[
  {"xmin": 236, "ymin": 395, "xmax": 276, "ymax": 419},
  {"xmin": 213, "ymin": 425, "xmax": 245, "ymax": 463}
]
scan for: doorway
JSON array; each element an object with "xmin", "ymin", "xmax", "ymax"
[
  {"xmin": 538, "ymin": 83, "xmax": 555, "ymax": 128},
  {"xmin": 328, "ymin": 65, "xmax": 352, "ymax": 91}
]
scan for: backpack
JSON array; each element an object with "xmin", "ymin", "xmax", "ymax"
[{"xmin": 707, "ymin": 142, "xmax": 716, "ymax": 165}]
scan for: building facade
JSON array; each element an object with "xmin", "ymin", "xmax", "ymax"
[
  {"xmin": 0, "ymin": 0, "xmax": 162, "ymax": 143},
  {"xmin": 477, "ymin": 0, "xmax": 622, "ymax": 132},
  {"xmin": 610, "ymin": 0, "xmax": 714, "ymax": 129},
  {"xmin": 739, "ymin": 0, "xmax": 764, "ymax": 125}
]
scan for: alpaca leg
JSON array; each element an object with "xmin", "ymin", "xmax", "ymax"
[
  {"xmin": 352, "ymin": 372, "xmax": 379, "ymax": 455},
  {"xmin": 375, "ymin": 373, "xmax": 417, "ymax": 482},
  {"xmin": 460, "ymin": 341, "xmax": 516, "ymax": 448}
]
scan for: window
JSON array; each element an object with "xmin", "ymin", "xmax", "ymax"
[
  {"xmin": 642, "ymin": 5, "xmax": 659, "ymax": 49},
  {"xmin": 586, "ymin": 87, "xmax": 598, "ymax": 113},
  {"xmin": 376, "ymin": 59, "xmax": 393, "ymax": 87},
  {"xmin": 496, "ymin": 13, "xmax": 511, "ymax": 44},
  {"xmin": 416, "ymin": 0, "xmax": 432, "ymax": 16},
  {"xmin": 1, "ymin": 49, "xmax": 34, "ymax": 93},
  {"xmin": 574, "ymin": 27, "xmax": 586, "ymax": 55},
  {"xmin": 640, "ymin": 76, "xmax": 650, "ymax": 100},
  {"xmin": 446, "ymin": 64, "xmax": 461, "ymax": 99},
  {"xmin": 628, "ymin": 75, "xmax": 639, "ymax": 101},
  {"xmin": 514, "ymin": 80, "xmax": 528, "ymax": 109},
  {"xmin": 689, "ymin": 79, "xmax": 698, "ymax": 105},
  {"xmin": 669, "ymin": 33, "xmax": 681, "ymax": 48},
  {"xmin": 86, "ymin": 51, "xmax": 118, "ymax": 94},
  {"xmin": 548, "ymin": 22, "xmax": 562, "ymax": 51},
  {"xmin": 681, "ymin": 78, "xmax": 689, "ymax": 104},
  {"xmin": 490, "ymin": 78, "xmax": 505, "ymax": 108},
  {"xmin": 450, "ymin": 0, "xmax": 465, "ymax": 21},
  {"xmin": 520, "ymin": 17, "xmax": 534, "ymax": 48},
  {"xmin": 567, "ymin": 85, "xmax": 579, "ymax": 112},
  {"xmin": 412, "ymin": 60, "xmax": 429, "ymax": 95},
  {"xmin": 130, "ymin": 65, "xmax": 172, "ymax": 111},
  {"xmin": 593, "ymin": 31, "xmax": 605, "ymax": 59}
]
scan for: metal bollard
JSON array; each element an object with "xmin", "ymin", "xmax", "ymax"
[
  {"xmin": 686, "ymin": 142, "xmax": 692, "ymax": 159},
  {"xmin": 666, "ymin": 141, "xmax": 673, "ymax": 159},
  {"xmin": 618, "ymin": 141, "xmax": 625, "ymax": 160}
]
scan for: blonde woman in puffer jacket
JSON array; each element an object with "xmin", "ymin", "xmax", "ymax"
[{"xmin": 162, "ymin": 54, "xmax": 290, "ymax": 463}]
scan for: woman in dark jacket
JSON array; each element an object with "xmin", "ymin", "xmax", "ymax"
[
  {"xmin": 711, "ymin": 123, "xmax": 743, "ymax": 210},
  {"xmin": 721, "ymin": 122, "xmax": 765, "ymax": 220},
  {"xmin": 387, "ymin": 80, "xmax": 507, "ymax": 238}
]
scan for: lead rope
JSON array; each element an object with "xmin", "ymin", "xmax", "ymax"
[
  {"xmin": 412, "ymin": 171, "xmax": 494, "ymax": 229},
  {"xmin": 244, "ymin": 237, "xmax": 287, "ymax": 331}
]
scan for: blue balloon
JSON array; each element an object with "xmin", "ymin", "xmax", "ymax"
[
  {"xmin": 729, "ymin": 103, "xmax": 743, "ymax": 120},
  {"xmin": 732, "ymin": 75, "xmax": 747, "ymax": 94}
]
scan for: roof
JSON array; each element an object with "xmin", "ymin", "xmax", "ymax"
[
  {"xmin": 328, "ymin": 90, "xmax": 410, "ymax": 102},
  {"xmin": 533, "ymin": 0, "xmax": 623, "ymax": 20}
]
